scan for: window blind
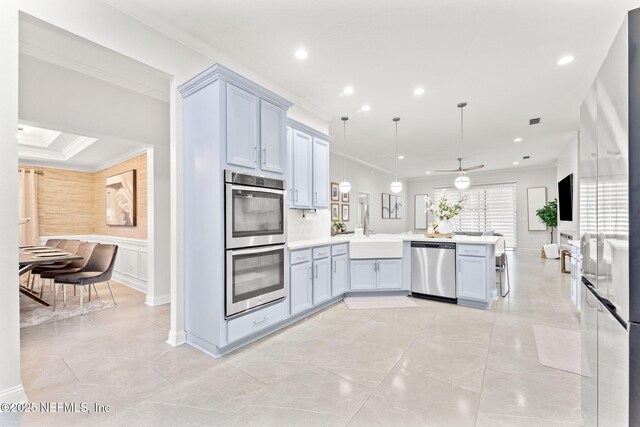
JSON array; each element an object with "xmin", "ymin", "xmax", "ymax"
[{"xmin": 435, "ymin": 183, "xmax": 517, "ymax": 248}]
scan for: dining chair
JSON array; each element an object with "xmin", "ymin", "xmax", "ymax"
[
  {"xmin": 61, "ymin": 239, "xmax": 81, "ymax": 253},
  {"xmin": 44, "ymin": 239, "xmax": 61, "ymax": 248},
  {"xmin": 30, "ymin": 239, "xmax": 81, "ymax": 291},
  {"xmin": 52, "ymin": 244, "xmax": 118, "ymax": 314},
  {"xmin": 495, "ymin": 237, "xmax": 510, "ymax": 297},
  {"xmin": 39, "ymin": 242, "xmax": 98, "ymax": 300},
  {"xmin": 55, "ymin": 239, "xmax": 68, "ymax": 248}
]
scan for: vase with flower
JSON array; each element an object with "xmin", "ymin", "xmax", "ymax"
[{"xmin": 425, "ymin": 192, "xmax": 466, "ymax": 235}]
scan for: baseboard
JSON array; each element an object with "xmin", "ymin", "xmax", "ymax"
[
  {"xmin": 146, "ymin": 293, "xmax": 170, "ymax": 307},
  {"xmin": 0, "ymin": 385, "xmax": 28, "ymax": 406},
  {"xmin": 167, "ymin": 329, "xmax": 187, "ymax": 347},
  {"xmin": 112, "ymin": 272, "xmax": 148, "ymax": 294}
]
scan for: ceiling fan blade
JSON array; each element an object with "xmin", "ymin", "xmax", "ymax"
[
  {"xmin": 461, "ymin": 164, "xmax": 485, "ymax": 171},
  {"xmin": 433, "ymin": 168, "xmax": 462, "ymax": 173}
]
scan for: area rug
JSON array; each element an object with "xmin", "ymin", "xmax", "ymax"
[
  {"xmin": 533, "ymin": 324, "xmax": 587, "ymax": 375},
  {"xmin": 344, "ymin": 296, "xmax": 419, "ymax": 310},
  {"xmin": 19, "ymin": 284, "xmax": 115, "ymax": 328}
]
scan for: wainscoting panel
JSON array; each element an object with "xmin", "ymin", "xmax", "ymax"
[{"xmin": 39, "ymin": 234, "xmax": 148, "ymax": 293}]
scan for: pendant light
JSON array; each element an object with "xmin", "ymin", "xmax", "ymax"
[
  {"xmin": 339, "ymin": 116, "xmax": 351, "ymax": 194},
  {"xmin": 454, "ymin": 102, "xmax": 471, "ymax": 190},
  {"xmin": 390, "ymin": 117, "xmax": 403, "ymax": 193}
]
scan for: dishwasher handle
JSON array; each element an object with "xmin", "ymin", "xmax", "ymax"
[{"xmin": 411, "ymin": 241, "xmax": 456, "ymax": 250}]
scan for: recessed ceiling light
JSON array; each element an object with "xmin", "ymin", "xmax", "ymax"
[
  {"xmin": 513, "ymin": 161, "xmax": 520, "ymax": 165},
  {"xmin": 557, "ymin": 55, "xmax": 575, "ymax": 66},
  {"xmin": 514, "ymin": 137, "xmax": 523, "ymax": 143},
  {"xmin": 361, "ymin": 104, "xmax": 371, "ymax": 111},
  {"xmin": 398, "ymin": 155, "xmax": 404, "ymax": 160},
  {"xmin": 294, "ymin": 48, "xmax": 308, "ymax": 59},
  {"xmin": 414, "ymin": 87, "xmax": 425, "ymax": 96},
  {"xmin": 426, "ymin": 171, "xmax": 431, "ymax": 174},
  {"xmin": 343, "ymin": 86, "xmax": 354, "ymax": 95}
]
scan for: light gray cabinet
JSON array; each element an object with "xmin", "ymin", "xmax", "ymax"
[
  {"xmin": 291, "ymin": 129, "xmax": 313, "ymax": 208},
  {"xmin": 226, "ymin": 84, "xmax": 259, "ymax": 169},
  {"xmin": 290, "ymin": 262, "xmax": 313, "ymax": 315},
  {"xmin": 350, "ymin": 259, "xmax": 402, "ymax": 290},
  {"xmin": 332, "ymin": 254, "xmax": 349, "ymax": 296},
  {"xmin": 313, "ymin": 257, "xmax": 332, "ymax": 304},
  {"xmin": 260, "ymin": 99, "xmax": 286, "ymax": 174},
  {"xmin": 455, "ymin": 244, "xmax": 494, "ymax": 309},
  {"xmin": 312, "ymin": 138, "xmax": 330, "ymax": 209}
]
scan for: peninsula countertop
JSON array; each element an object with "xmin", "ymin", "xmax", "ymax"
[{"xmin": 287, "ymin": 233, "xmax": 500, "ymax": 250}]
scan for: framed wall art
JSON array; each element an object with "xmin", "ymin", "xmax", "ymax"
[
  {"xmin": 106, "ymin": 169, "xmax": 136, "ymax": 226},
  {"xmin": 331, "ymin": 182, "xmax": 340, "ymax": 202}
]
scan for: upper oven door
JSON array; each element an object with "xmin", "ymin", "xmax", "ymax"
[{"xmin": 226, "ymin": 183, "xmax": 286, "ymax": 248}]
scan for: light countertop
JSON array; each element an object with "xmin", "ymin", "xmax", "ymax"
[{"xmin": 287, "ymin": 233, "xmax": 499, "ymax": 249}]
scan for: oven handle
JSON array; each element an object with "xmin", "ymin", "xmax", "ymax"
[
  {"xmin": 228, "ymin": 244, "xmax": 286, "ymax": 256},
  {"xmin": 229, "ymin": 183, "xmax": 286, "ymax": 195}
]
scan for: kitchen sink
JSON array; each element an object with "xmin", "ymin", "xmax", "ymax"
[{"xmin": 349, "ymin": 238, "xmax": 403, "ymax": 259}]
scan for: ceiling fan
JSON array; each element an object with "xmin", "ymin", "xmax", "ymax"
[{"xmin": 434, "ymin": 102, "xmax": 484, "ymax": 189}]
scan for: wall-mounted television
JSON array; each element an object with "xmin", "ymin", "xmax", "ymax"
[{"xmin": 558, "ymin": 173, "xmax": 573, "ymax": 221}]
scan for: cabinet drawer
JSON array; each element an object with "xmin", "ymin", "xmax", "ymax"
[
  {"xmin": 290, "ymin": 249, "xmax": 312, "ymax": 264},
  {"xmin": 227, "ymin": 301, "xmax": 287, "ymax": 343},
  {"xmin": 332, "ymin": 244, "xmax": 348, "ymax": 256},
  {"xmin": 457, "ymin": 244, "xmax": 486, "ymax": 257},
  {"xmin": 313, "ymin": 246, "xmax": 331, "ymax": 260}
]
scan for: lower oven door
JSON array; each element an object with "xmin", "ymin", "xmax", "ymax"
[{"xmin": 226, "ymin": 244, "xmax": 287, "ymax": 318}]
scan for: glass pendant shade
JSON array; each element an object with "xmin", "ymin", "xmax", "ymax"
[
  {"xmin": 390, "ymin": 181, "xmax": 403, "ymax": 193},
  {"xmin": 339, "ymin": 181, "xmax": 351, "ymax": 194},
  {"xmin": 454, "ymin": 175, "xmax": 471, "ymax": 190}
]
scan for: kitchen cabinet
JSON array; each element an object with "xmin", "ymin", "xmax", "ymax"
[
  {"xmin": 287, "ymin": 119, "xmax": 332, "ymax": 209},
  {"xmin": 332, "ymin": 254, "xmax": 349, "ymax": 296},
  {"xmin": 350, "ymin": 259, "xmax": 402, "ymax": 290},
  {"xmin": 290, "ymin": 262, "xmax": 313, "ymax": 315},
  {"xmin": 313, "ymin": 257, "xmax": 332, "ymax": 304},
  {"xmin": 312, "ymin": 138, "xmax": 330, "ymax": 208},
  {"xmin": 226, "ymin": 84, "xmax": 259, "ymax": 169},
  {"xmin": 455, "ymin": 243, "xmax": 494, "ymax": 309},
  {"xmin": 291, "ymin": 129, "xmax": 313, "ymax": 208},
  {"xmin": 260, "ymin": 100, "xmax": 286, "ymax": 174}
]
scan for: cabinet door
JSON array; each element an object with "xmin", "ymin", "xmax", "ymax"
[
  {"xmin": 260, "ymin": 100, "xmax": 286, "ymax": 174},
  {"xmin": 226, "ymin": 84, "xmax": 258, "ymax": 168},
  {"xmin": 290, "ymin": 262, "xmax": 313, "ymax": 315},
  {"xmin": 377, "ymin": 259, "xmax": 402, "ymax": 289},
  {"xmin": 291, "ymin": 130, "xmax": 313, "ymax": 208},
  {"xmin": 287, "ymin": 127, "xmax": 294, "ymax": 205},
  {"xmin": 313, "ymin": 258, "xmax": 332, "ymax": 305},
  {"xmin": 332, "ymin": 255, "xmax": 349, "ymax": 297},
  {"xmin": 312, "ymin": 138, "xmax": 330, "ymax": 208},
  {"xmin": 457, "ymin": 255, "xmax": 487, "ymax": 301},
  {"xmin": 350, "ymin": 260, "xmax": 377, "ymax": 290}
]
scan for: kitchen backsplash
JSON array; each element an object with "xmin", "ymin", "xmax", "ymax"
[{"xmin": 287, "ymin": 209, "xmax": 331, "ymax": 242}]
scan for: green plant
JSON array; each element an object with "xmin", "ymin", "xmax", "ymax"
[
  {"xmin": 332, "ymin": 217, "xmax": 346, "ymax": 233},
  {"xmin": 426, "ymin": 192, "xmax": 467, "ymax": 221},
  {"xmin": 536, "ymin": 199, "xmax": 558, "ymax": 243}
]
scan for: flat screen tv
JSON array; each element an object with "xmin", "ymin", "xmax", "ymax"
[{"xmin": 558, "ymin": 173, "xmax": 573, "ymax": 221}]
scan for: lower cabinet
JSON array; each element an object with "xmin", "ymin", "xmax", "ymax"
[
  {"xmin": 313, "ymin": 257, "xmax": 332, "ymax": 305},
  {"xmin": 290, "ymin": 262, "xmax": 313, "ymax": 315},
  {"xmin": 332, "ymin": 254, "xmax": 349, "ymax": 296},
  {"xmin": 350, "ymin": 259, "xmax": 402, "ymax": 290},
  {"xmin": 457, "ymin": 255, "xmax": 488, "ymax": 301}
]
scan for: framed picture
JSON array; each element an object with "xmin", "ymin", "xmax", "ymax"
[
  {"xmin": 341, "ymin": 190, "xmax": 350, "ymax": 203},
  {"xmin": 342, "ymin": 204, "xmax": 350, "ymax": 222},
  {"xmin": 390, "ymin": 195, "xmax": 397, "ymax": 219},
  {"xmin": 106, "ymin": 169, "xmax": 136, "ymax": 226},
  {"xmin": 396, "ymin": 196, "xmax": 403, "ymax": 219},
  {"xmin": 382, "ymin": 193, "xmax": 390, "ymax": 219},
  {"xmin": 331, "ymin": 203, "xmax": 340, "ymax": 221},
  {"xmin": 331, "ymin": 182, "xmax": 340, "ymax": 202}
]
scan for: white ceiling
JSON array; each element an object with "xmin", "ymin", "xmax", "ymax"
[
  {"xmin": 102, "ymin": 0, "xmax": 640, "ymax": 178},
  {"xmin": 17, "ymin": 124, "xmax": 144, "ymax": 171}
]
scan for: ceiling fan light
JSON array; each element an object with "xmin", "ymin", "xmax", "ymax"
[
  {"xmin": 454, "ymin": 175, "xmax": 471, "ymax": 190},
  {"xmin": 339, "ymin": 181, "xmax": 351, "ymax": 194},
  {"xmin": 390, "ymin": 181, "xmax": 403, "ymax": 193}
]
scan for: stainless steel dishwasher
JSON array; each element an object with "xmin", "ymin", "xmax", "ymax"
[{"xmin": 411, "ymin": 241, "xmax": 457, "ymax": 302}]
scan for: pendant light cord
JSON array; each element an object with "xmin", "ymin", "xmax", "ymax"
[
  {"xmin": 460, "ymin": 105, "xmax": 464, "ymax": 161},
  {"xmin": 342, "ymin": 117, "xmax": 348, "ymax": 182},
  {"xmin": 394, "ymin": 120, "xmax": 399, "ymax": 181}
]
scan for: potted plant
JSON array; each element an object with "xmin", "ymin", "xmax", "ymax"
[
  {"xmin": 332, "ymin": 217, "xmax": 346, "ymax": 235},
  {"xmin": 425, "ymin": 192, "xmax": 466, "ymax": 234},
  {"xmin": 536, "ymin": 199, "xmax": 558, "ymax": 244}
]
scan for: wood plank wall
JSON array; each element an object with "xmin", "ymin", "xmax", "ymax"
[{"xmin": 20, "ymin": 153, "xmax": 147, "ymax": 240}]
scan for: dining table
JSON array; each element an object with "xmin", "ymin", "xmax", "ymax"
[{"xmin": 19, "ymin": 246, "xmax": 83, "ymax": 307}]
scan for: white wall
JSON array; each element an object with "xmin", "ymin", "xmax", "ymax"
[
  {"xmin": 330, "ymin": 153, "xmax": 409, "ymax": 234},
  {"xmin": 0, "ymin": 0, "xmax": 28, "ymax": 404},
  {"xmin": 556, "ymin": 132, "xmax": 579, "ymax": 239},
  {"xmin": 408, "ymin": 166, "xmax": 559, "ymax": 251}
]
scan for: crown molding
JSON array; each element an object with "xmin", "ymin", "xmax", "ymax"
[
  {"xmin": 92, "ymin": 147, "xmax": 148, "ymax": 172},
  {"xmin": 287, "ymin": 118, "xmax": 333, "ymax": 142},
  {"xmin": 20, "ymin": 41, "xmax": 170, "ymax": 102},
  {"xmin": 17, "ymin": 128, "xmax": 60, "ymax": 148},
  {"xmin": 62, "ymin": 136, "xmax": 98, "ymax": 159}
]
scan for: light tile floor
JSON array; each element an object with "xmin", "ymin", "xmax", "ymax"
[{"xmin": 3, "ymin": 251, "xmax": 582, "ymax": 426}]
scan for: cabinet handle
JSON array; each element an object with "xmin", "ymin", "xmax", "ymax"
[
  {"xmin": 295, "ymin": 189, "xmax": 298, "ymax": 202},
  {"xmin": 314, "ymin": 192, "xmax": 317, "ymax": 203},
  {"xmin": 333, "ymin": 261, "xmax": 336, "ymax": 273},
  {"xmin": 315, "ymin": 265, "xmax": 318, "ymax": 278},
  {"xmin": 262, "ymin": 147, "xmax": 266, "ymax": 164},
  {"xmin": 253, "ymin": 316, "xmax": 269, "ymax": 326},
  {"xmin": 253, "ymin": 146, "xmax": 258, "ymax": 164}
]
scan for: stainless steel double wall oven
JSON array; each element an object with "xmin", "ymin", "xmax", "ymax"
[{"xmin": 224, "ymin": 170, "xmax": 287, "ymax": 318}]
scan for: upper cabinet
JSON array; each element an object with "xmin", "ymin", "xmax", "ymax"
[
  {"xmin": 260, "ymin": 100, "xmax": 286, "ymax": 174},
  {"xmin": 226, "ymin": 85, "xmax": 259, "ymax": 168},
  {"xmin": 287, "ymin": 119, "xmax": 333, "ymax": 210}
]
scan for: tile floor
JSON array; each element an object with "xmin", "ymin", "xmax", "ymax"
[{"xmin": 2, "ymin": 251, "xmax": 582, "ymax": 426}]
